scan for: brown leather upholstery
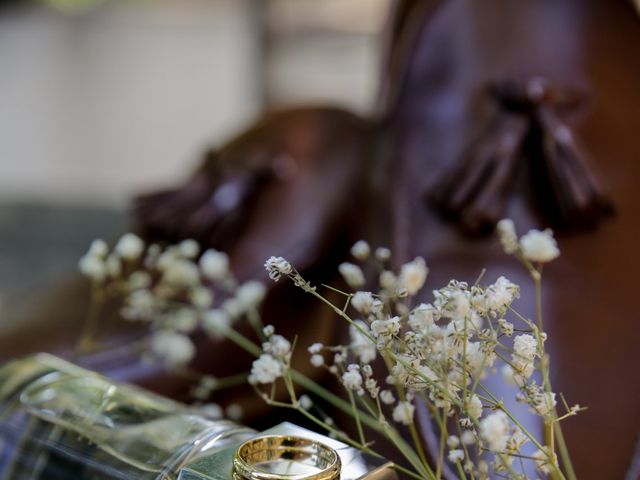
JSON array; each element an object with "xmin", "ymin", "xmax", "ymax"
[{"xmin": 383, "ymin": 1, "xmax": 640, "ymax": 477}]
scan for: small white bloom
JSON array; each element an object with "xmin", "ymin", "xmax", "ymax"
[
  {"xmin": 371, "ymin": 316, "xmax": 401, "ymax": 339},
  {"xmin": 299, "ymin": 394, "xmax": 313, "ymax": 410},
  {"xmin": 375, "ymin": 247, "xmax": 391, "ymax": 262},
  {"xmin": 519, "ymin": 228, "xmax": 560, "ymax": 263},
  {"xmin": 338, "ymin": 262, "xmax": 365, "ymax": 289},
  {"xmin": 486, "ymin": 276, "xmax": 519, "ymax": 312},
  {"xmin": 263, "ymin": 325, "xmax": 275, "ymax": 337},
  {"xmin": 351, "ymin": 291, "xmax": 374, "ymax": 314},
  {"xmin": 467, "ymin": 394, "xmax": 483, "ymax": 420},
  {"xmin": 225, "ymin": 404, "xmax": 243, "ymax": 421},
  {"xmin": 447, "ymin": 435, "xmax": 460, "ymax": 449},
  {"xmin": 342, "ymin": 364, "xmax": 363, "ymax": 393},
  {"xmin": 190, "ymin": 286, "xmax": 213, "ymax": 308},
  {"xmin": 497, "ymin": 318, "xmax": 514, "ymax": 336},
  {"xmin": 170, "ymin": 308, "xmax": 199, "ymax": 333},
  {"xmin": 479, "ymin": 410, "xmax": 510, "ymax": 451},
  {"xmin": 408, "ymin": 303, "xmax": 436, "ymax": 331},
  {"xmin": 379, "ymin": 270, "xmax": 397, "ymax": 291},
  {"xmin": 380, "ymin": 390, "xmax": 396, "ymax": 405},
  {"xmin": 201, "ymin": 403, "xmax": 223, "ymax": 419},
  {"xmin": 200, "ymin": 249, "xmax": 230, "ymax": 281},
  {"xmin": 178, "ymin": 239, "xmax": 200, "ymax": 258},
  {"xmin": 532, "ymin": 448, "xmax": 557, "ymax": 474},
  {"xmin": 128, "ymin": 271, "xmax": 152, "ymax": 290},
  {"xmin": 262, "ymin": 334, "xmax": 291, "ymax": 358},
  {"xmin": 236, "ymin": 281, "xmax": 266, "ymax": 308},
  {"xmin": 531, "ymin": 391, "xmax": 557, "ymax": 417},
  {"xmin": 163, "ymin": 259, "xmax": 200, "ymax": 287},
  {"xmin": 513, "ymin": 334, "xmax": 538, "ymax": 361},
  {"xmin": 399, "ymin": 257, "xmax": 428, "ymax": 295},
  {"xmin": 88, "ymin": 239, "xmax": 108, "ymax": 258},
  {"xmin": 264, "ymin": 256, "xmax": 292, "ymax": 282},
  {"xmin": 497, "ymin": 219, "xmax": 518, "ymax": 254},
  {"xmin": 115, "ymin": 233, "xmax": 145, "ymax": 261},
  {"xmin": 151, "ymin": 330, "xmax": 195, "ymax": 367},
  {"xmin": 448, "ymin": 449, "xmax": 464, "ymax": 463},
  {"xmin": 203, "ymin": 310, "xmax": 231, "ymax": 338},
  {"xmin": 350, "ymin": 240, "xmax": 371, "ymax": 260},
  {"xmin": 392, "ymin": 401, "xmax": 415, "ymax": 425},
  {"xmin": 78, "ymin": 254, "xmax": 106, "ymax": 282},
  {"xmin": 350, "ymin": 321, "xmax": 376, "ymax": 364},
  {"xmin": 310, "ymin": 354, "xmax": 324, "ymax": 367},
  {"xmin": 461, "ymin": 431, "xmax": 476, "ymax": 445},
  {"xmin": 250, "ymin": 354, "xmax": 283, "ymax": 384},
  {"xmin": 308, "ymin": 342, "xmax": 323, "ymax": 354}
]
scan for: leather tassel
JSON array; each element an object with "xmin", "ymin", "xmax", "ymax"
[
  {"xmin": 429, "ymin": 114, "xmax": 529, "ymax": 235},
  {"xmin": 428, "ymin": 78, "xmax": 614, "ymax": 234}
]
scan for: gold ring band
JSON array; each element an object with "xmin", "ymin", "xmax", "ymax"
[{"xmin": 232, "ymin": 435, "xmax": 341, "ymax": 480}]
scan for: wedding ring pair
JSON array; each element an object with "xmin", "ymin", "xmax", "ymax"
[{"xmin": 233, "ymin": 435, "xmax": 341, "ymax": 480}]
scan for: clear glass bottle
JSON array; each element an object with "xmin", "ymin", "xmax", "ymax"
[{"xmin": 0, "ymin": 354, "xmax": 255, "ymax": 480}]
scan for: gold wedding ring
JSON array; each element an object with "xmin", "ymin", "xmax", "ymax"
[{"xmin": 232, "ymin": 435, "xmax": 341, "ymax": 480}]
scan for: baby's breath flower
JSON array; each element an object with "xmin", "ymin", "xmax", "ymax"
[
  {"xmin": 115, "ymin": 233, "xmax": 145, "ymax": 261},
  {"xmin": 519, "ymin": 228, "xmax": 560, "ymax": 263},
  {"xmin": 532, "ymin": 447, "xmax": 557, "ymax": 474},
  {"xmin": 380, "ymin": 389, "xmax": 396, "ymax": 405},
  {"xmin": 299, "ymin": 394, "xmax": 313, "ymax": 410},
  {"xmin": 201, "ymin": 249, "xmax": 230, "ymax": 282},
  {"xmin": 365, "ymin": 377, "xmax": 379, "ymax": 398},
  {"xmin": 379, "ymin": 270, "xmax": 397, "ymax": 291},
  {"xmin": 479, "ymin": 410, "xmax": 510, "ymax": 451},
  {"xmin": 338, "ymin": 262, "xmax": 365, "ymax": 289},
  {"xmin": 178, "ymin": 239, "xmax": 200, "ymax": 259},
  {"xmin": 392, "ymin": 401, "xmax": 415, "ymax": 426},
  {"xmin": 467, "ymin": 394, "xmax": 483, "ymax": 420},
  {"xmin": 203, "ymin": 309, "xmax": 231, "ymax": 338},
  {"xmin": 342, "ymin": 364, "xmax": 364, "ymax": 394},
  {"xmin": 486, "ymin": 276, "xmax": 519, "ymax": 312},
  {"xmin": 263, "ymin": 325, "xmax": 275, "ymax": 337},
  {"xmin": 236, "ymin": 281, "xmax": 266, "ymax": 309},
  {"xmin": 264, "ymin": 256, "xmax": 292, "ymax": 282},
  {"xmin": 448, "ymin": 449, "xmax": 464, "ymax": 463},
  {"xmin": 88, "ymin": 239, "xmax": 108, "ymax": 258},
  {"xmin": 371, "ymin": 316, "xmax": 400, "ymax": 339},
  {"xmin": 461, "ymin": 430, "xmax": 475, "ymax": 445},
  {"xmin": 351, "ymin": 291, "xmax": 374, "ymax": 314},
  {"xmin": 189, "ymin": 286, "xmax": 213, "ymax": 309},
  {"xmin": 250, "ymin": 354, "xmax": 283, "ymax": 384},
  {"xmin": 375, "ymin": 247, "xmax": 391, "ymax": 262},
  {"xmin": 350, "ymin": 240, "xmax": 371, "ymax": 260},
  {"xmin": 497, "ymin": 219, "xmax": 518, "ymax": 254},
  {"xmin": 151, "ymin": 330, "xmax": 195, "ymax": 367},
  {"xmin": 169, "ymin": 308, "xmax": 199, "ymax": 333},
  {"xmin": 128, "ymin": 271, "xmax": 152, "ymax": 290},
  {"xmin": 399, "ymin": 257, "xmax": 428, "ymax": 295},
  {"xmin": 310, "ymin": 354, "xmax": 324, "ymax": 367},
  {"xmin": 447, "ymin": 435, "xmax": 460, "ymax": 449},
  {"xmin": 262, "ymin": 334, "xmax": 291, "ymax": 358},
  {"xmin": 513, "ymin": 334, "xmax": 538, "ymax": 361},
  {"xmin": 225, "ymin": 404, "xmax": 243, "ymax": 421},
  {"xmin": 531, "ymin": 391, "xmax": 557, "ymax": 417},
  {"xmin": 201, "ymin": 403, "xmax": 223, "ymax": 419},
  {"xmin": 163, "ymin": 259, "xmax": 200, "ymax": 287},
  {"xmin": 78, "ymin": 254, "xmax": 107, "ymax": 282},
  {"xmin": 350, "ymin": 321, "xmax": 376, "ymax": 364},
  {"xmin": 497, "ymin": 318, "xmax": 514, "ymax": 336},
  {"xmin": 408, "ymin": 303, "xmax": 436, "ymax": 331},
  {"xmin": 308, "ymin": 342, "xmax": 323, "ymax": 354}
]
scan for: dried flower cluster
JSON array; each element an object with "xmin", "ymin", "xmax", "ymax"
[
  {"xmin": 77, "ymin": 233, "xmax": 267, "ymax": 419},
  {"xmin": 255, "ymin": 225, "xmax": 580, "ymax": 480}
]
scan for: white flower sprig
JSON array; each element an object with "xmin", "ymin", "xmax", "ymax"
[{"xmin": 254, "ymin": 223, "xmax": 580, "ymax": 480}]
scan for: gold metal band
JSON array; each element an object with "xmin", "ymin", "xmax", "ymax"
[{"xmin": 232, "ymin": 435, "xmax": 341, "ymax": 480}]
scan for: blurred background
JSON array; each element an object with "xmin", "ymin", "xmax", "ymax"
[{"xmin": 0, "ymin": 0, "xmax": 390, "ymax": 307}]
